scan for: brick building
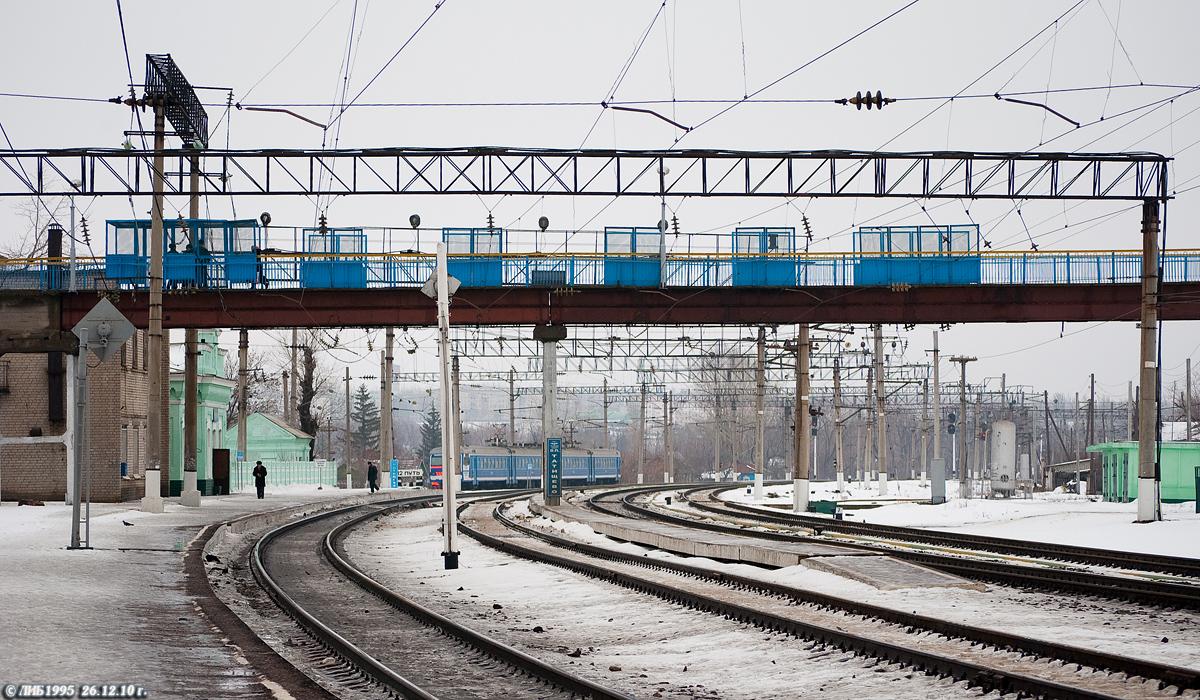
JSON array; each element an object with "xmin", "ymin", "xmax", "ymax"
[{"xmin": 0, "ymin": 329, "xmax": 160, "ymax": 502}]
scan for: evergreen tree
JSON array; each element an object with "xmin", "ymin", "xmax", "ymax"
[
  {"xmin": 350, "ymin": 384, "xmax": 380, "ymax": 456},
  {"xmin": 416, "ymin": 405, "xmax": 442, "ymax": 476}
]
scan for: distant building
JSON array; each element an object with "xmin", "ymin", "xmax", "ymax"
[
  {"xmin": 167, "ymin": 331, "xmax": 234, "ymax": 496},
  {"xmin": 1086, "ymin": 441, "xmax": 1199, "ymax": 503},
  {"xmin": 222, "ymin": 412, "xmax": 332, "ymax": 490}
]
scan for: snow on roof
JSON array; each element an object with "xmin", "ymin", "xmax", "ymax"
[{"xmin": 256, "ymin": 413, "xmax": 314, "ymax": 440}]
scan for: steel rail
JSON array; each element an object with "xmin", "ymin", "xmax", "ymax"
[
  {"xmin": 703, "ymin": 486, "xmax": 1200, "ymax": 577},
  {"xmin": 600, "ymin": 485, "xmax": 1200, "ymax": 609},
  {"xmin": 484, "ymin": 493, "xmax": 1200, "ymax": 694},
  {"xmin": 325, "ymin": 498, "xmax": 634, "ymax": 700},
  {"xmin": 460, "ymin": 497, "xmax": 1165, "ymax": 699},
  {"xmin": 251, "ymin": 494, "xmax": 630, "ymax": 700},
  {"xmin": 251, "ymin": 497, "xmax": 439, "ymax": 699}
]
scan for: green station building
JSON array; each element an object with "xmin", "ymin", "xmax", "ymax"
[
  {"xmin": 168, "ymin": 331, "xmax": 235, "ymax": 496},
  {"xmin": 1086, "ymin": 441, "xmax": 1199, "ymax": 503}
]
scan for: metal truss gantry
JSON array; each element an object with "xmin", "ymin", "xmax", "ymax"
[{"xmin": 0, "ymin": 147, "xmax": 1168, "ymax": 200}]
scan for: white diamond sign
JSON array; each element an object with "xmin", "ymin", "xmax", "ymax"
[{"xmin": 71, "ymin": 298, "xmax": 136, "ymax": 363}]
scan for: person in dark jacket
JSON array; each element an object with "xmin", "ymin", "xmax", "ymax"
[
  {"xmin": 367, "ymin": 462, "xmax": 380, "ymax": 494},
  {"xmin": 252, "ymin": 460, "xmax": 268, "ymax": 499}
]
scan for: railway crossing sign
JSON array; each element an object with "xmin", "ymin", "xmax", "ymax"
[{"xmin": 545, "ymin": 437, "xmax": 563, "ymax": 506}]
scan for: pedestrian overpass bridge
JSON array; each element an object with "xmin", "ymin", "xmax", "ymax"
[{"xmin": 1, "ymin": 221, "xmax": 1198, "ymax": 333}]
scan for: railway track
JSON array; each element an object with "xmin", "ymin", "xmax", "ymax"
[
  {"xmin": 250, "ymin": 494, "xmax": 631, "ymax": 700},
  {"xmin": 592, "ymin": 484, "xmax": 1200, "ymax": 610},
  {"xmin": 461, "ymin": 494, "xmax": 1200, "ymax": 699},
  {"xmin": 698, "ymin": 484, "xmax": 1200, "ymax": 578}
]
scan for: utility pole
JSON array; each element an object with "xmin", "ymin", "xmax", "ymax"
[
  {"xmin": 534, "ymin": 323, "xmax": 565, "ymax": 505},
  {"xmin": 1127, "ymin": 381, "xmax": 1134, "ymax": 441},
  {"xmin": 289, "ymin": 328, "xmax": 298, "ymax": 424},
  {"xmin": 920, "ymin": 378, "xmax": 930, "ymax": 488},
  {"xmin": 950, "ymin": 356, "xmax": 977, "ymax": 498},
  {"xmin": 833, "ymin": 356, "xmax": 845, "ymax": 495},
  {"xmin": 1187, "ymin": 358, "xmax": 1193, "ymax": 441},
  {"xmin": 236, "ymin": 330, "xmax": 248, "ymax": 491},
  {"xmin": 931, "ymin": 331, "xmax": 945, "ymax": 503},
  {"xmin": 755, "ymin": 326, "xmax": 766, "ymax": 499},
  {"xmin": 1136, "ymin": 199, "xmax": 1161, "ymax": 522},
  {"xmin": 714, "ymin": 395, "xmax": 722, "ymax": 480},
  {"xmin": 180, "ymin": 153, "xmax": 202, "ymax": 508},
  {"xmin": 508, "ymin": 367, "xmax": 517, "ymax": 446},
  {"xmin": 873, "ymin": 324, "xmax": 888, "ymax": 496},
  {"xmin": 664, "ymin": 392, "xmax": 673, "ymax": 483},
  {"xmin": 432, "ymin": 243, "xmax": 461, "ymax": 566},
  {"xmin": 638, "ymin": 381, "xmax": 647, "ymax": 484},
  {"xmin": 863, "ymin": 364, "xmax": 873, "ymax": 485},
  {"xmin": 141, "ymin": 103, "xmax": 167, "ymax": 514},
  {"xmin": 281, "ymin": 372, "xmax": 289, "ymax": 423},
  {"xmin": 452, "ymin": 355, "xmax": 462, "ymax": 466},
  {"xmin": 344, "ymin": 366, "xmax": 351, "ymax": 488},
  {"xmin": 382, "ymin": 328, "xmax": 394, "ymax": 470},
  {"xmin": 602, "ymin": 377, "xmax": 610, "ymax": 449},
  {"xmin": 1088, "ymin": 373, "xmax": 1097, "ymax": 488},
  {"xmin": 794, "ymin": 324, "xmax": 811, "ymax": 513}
]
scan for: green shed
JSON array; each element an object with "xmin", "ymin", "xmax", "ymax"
[
  {"xmin": 223, "ymin": 413, "xmax": 332, "ymax": 490},
  {"xmin": 1086, "ymin": 441, "xmax": 1199, "ymax": 503}
]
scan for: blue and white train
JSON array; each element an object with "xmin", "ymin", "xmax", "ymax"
[{"xmin": 429, "ymin": 445, "xmax": 621, "ymax": 490}]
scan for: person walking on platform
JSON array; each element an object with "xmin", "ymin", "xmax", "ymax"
[
  {"xmin": 252, "ymin": 460, "xmax": 268, "ymax": 499},
  {"xmin": 367, "ymin": 461, "xmax": 380, "ymax": 494}
]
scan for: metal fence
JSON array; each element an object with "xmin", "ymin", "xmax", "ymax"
[
  {"xmin": 2, "ymin": 250, "xmax": 1198, "ymax": 291},
  {"xmin": 231, "ymin": 459, "xmax": 337, "ymax": 492}
]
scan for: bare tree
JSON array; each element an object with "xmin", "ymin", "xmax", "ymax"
[
  {"xmin": 296, "ymin": 332, "xmax": 335, "ymax": 459},
  {"xmin": 224, "ymin": 350, "xmax": 280, "ymax": 425},
  {"xmin": 1, "ymin": 196, "xmax": 70, "ymax": 259}
]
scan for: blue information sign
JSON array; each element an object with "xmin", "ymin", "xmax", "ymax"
[
  {"xmin": 545, "ymin": 437, "xmax": 563, "ymax": 500},
  {"xmin": 390, "ymin": 458, "xmax": 399, "ymax": 489}
]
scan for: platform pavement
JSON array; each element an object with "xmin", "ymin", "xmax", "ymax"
[
  {"xmin": 0, "ymin": 487, "xmax": 424, "ymax": 699},
  {"xmin": 535, "ymin": 492, "xmax": 979, "ymax": 590}
]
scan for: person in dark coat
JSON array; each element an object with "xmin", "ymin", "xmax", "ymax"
[
  {"xmin": 367, "ymin": 462, "xmax": 380, "ymax": 494},
  {"xmin": 252, "ymin": 460, "xmax": 268, "ymax": 499}
]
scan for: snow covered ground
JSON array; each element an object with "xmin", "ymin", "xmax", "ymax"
[
  {"xmin": 0, "ymin": 488, "xmax": 379, "ymax": 698},
  {"xmin": 344, "ymin": 503, "xmax": 999, "ymax": 700},
  {"xmin": 524, "ymin": 497, "xmax": 1200, "ymax": 672},
  {"xmin": 722, "ymin": 480, "xmax": 1200, "ymax": 558}
]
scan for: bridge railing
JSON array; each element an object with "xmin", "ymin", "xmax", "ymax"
[{"xmin": 2, "ymin": 250, "xmax": 1199, "ymax": 291}]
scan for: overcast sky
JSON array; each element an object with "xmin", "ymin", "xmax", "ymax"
[{"xmin": 3, "ymin": 0, "xmax": 1198, "ymax": 401}]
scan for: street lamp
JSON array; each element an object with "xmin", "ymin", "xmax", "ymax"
[{"xmin": 421, "ymin": 243, "xmax": 462, "ymax": 569}]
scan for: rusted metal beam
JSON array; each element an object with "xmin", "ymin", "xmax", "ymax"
[{"xmin": 48, "ymin": 283, "xmax": 1200, "ymax": 329}]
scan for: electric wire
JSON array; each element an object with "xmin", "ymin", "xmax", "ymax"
[{"xmin": 324, "ymin": 0, "xmax": 449, "ymax": 131}]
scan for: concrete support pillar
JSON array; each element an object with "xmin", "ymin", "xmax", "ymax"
[
  {"xmin": 602, "ymin": 377, "xmax": 609, "ymax": 450},
  {"xmin": 180, "ymin": 326, "xmax": 200, "ymax": 507},
  {"xmin": 451, "ymin": 355, "xmax": 462, "ymax": 468},
  {"xmin": 142, "ymin": 105, "xmax": 166, "ymax": 513},
  {"xmin": 926, "ymin": 333, "xmax": 945, "ymax": 504},
  {"xmin": 535, "ymin": 324, "xmax": 566, "ymax": 504},
  {"xmin": 754, "ymin": 326, "xmax": 766, "ymax": 500},
  {"xmin": 638, "ymin": 380, "xmax": 647, "ymax": 485},
  {"xmin": 381, "ymin": 341, "xmax": 394, "ymax": 476},
  {"xmin": 663, "ymin": 392, "xmax": 673, "ymax": 484},
  {"xmin": 793, "ymin": 325, "xmax": 810, "ymax": 514},
  {"xmin": 508, "ymin": 367, "xmax": 517, "ymax": 446},
  {"xmin": 874, "ymin": 325, "xmax": 888, "ymax": 496},
  {"xmin": 1137, "ymin": 199, "xmax": 1162, "ymax": 522},
  {"xmin": 833, "ymin": 358, "xmax": 845, "ymax": 496},
  {"xmin": 236, "ymin": 329, "xmax": 248, "ymax": 476},
  {"xmin": 181, "ymin": 151, "xmax": 202, "ymax": 508},
  {"xmin": 344, "ymin": 366, "xmax": 352, "ymax": 488}
]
